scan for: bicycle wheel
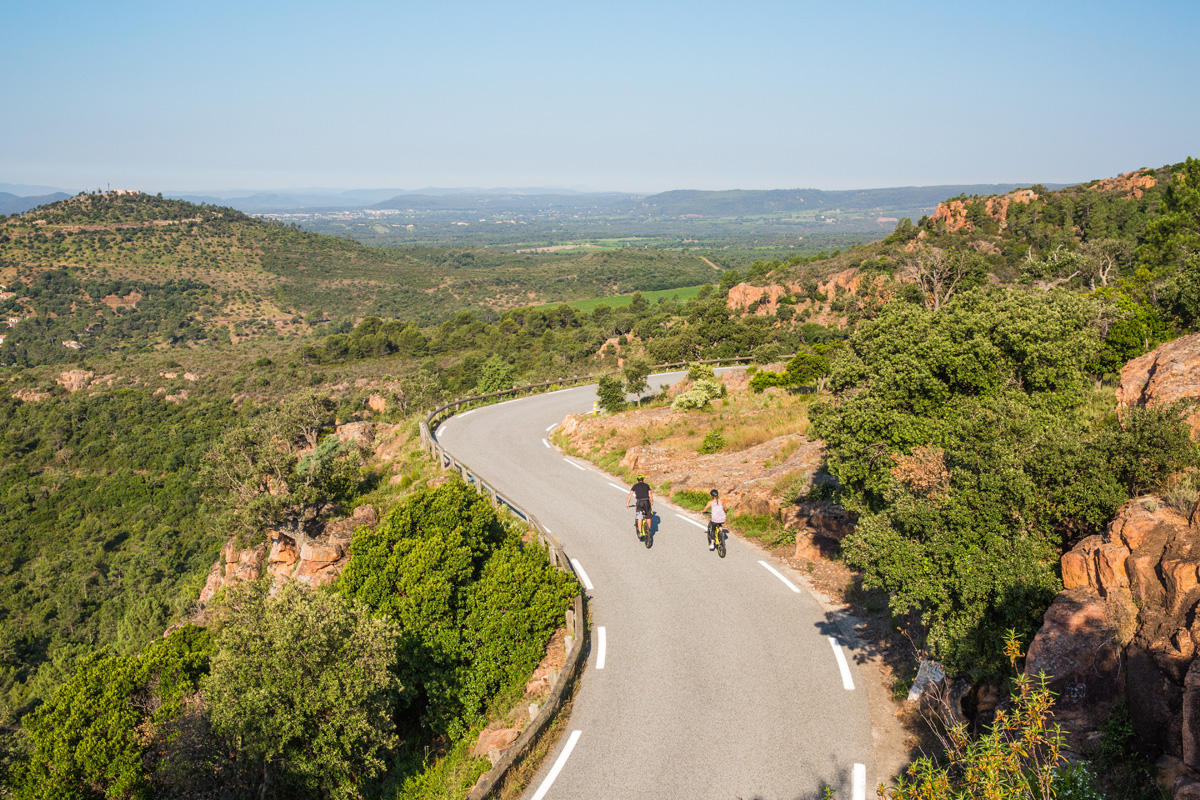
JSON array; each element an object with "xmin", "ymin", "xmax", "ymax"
[
  {"xmin": 643, "ymin": 520, "xmax": 652, "ymax": 549},
  {"xmin": 717, "ymin": 527, "xmax": 727, "ymax": 558}
]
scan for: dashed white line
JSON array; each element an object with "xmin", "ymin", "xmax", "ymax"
[
  {"xmin": 530, "ymin": 729, "xmax": 582, "ymax": 800},
  {"xmin": 436, "ymin": 425, "xmax": 447, "ymax": 437},
  {"xmin": 546, "ymin": 423, "xmax": 558, "ymax": 432},
  {"xmin": 675, "ymin": 513, "xmax": 707, "ymax": 530},
  {"xmin": 570, "ymin": 558, "xmax": 594, "ymax": 590},
  {"xmin": 607, "ymin": 482, "xmax": 627, "ymax": 493},
  {"xmin": 596, "ymin": 626, "xmax": 606, "ymax": 669},
  {"xmin": 829, "ymin": 637, "xmax": 855, "ymax": 690},
  {"xmin": 565, "ymin": 459, "xmax": 586, "ymax": 471},
  {"xmin": 542, "ymin": 438, "xmax": 551, "ymax": 448},
  {"xmin": 758, "ymin": 560, "xmax": 801, "ymax": 593},
  {"xmin": 459, "ymin": 408, "xmax": 477, "ymax": 417},
  {"xmin": 852, "ymin": 763, "xmax": 866, "ymax": 800}
]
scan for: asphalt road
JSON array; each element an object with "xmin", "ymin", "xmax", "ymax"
[{"xmin": 437, "ymin": 372, "xmax": 874, "ymax": 800}]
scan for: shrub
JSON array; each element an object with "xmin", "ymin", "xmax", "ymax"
[
  {"xmin": 698, "ymin": 430, "xmax": 726, "ymax": 453},
  {"xmin": 672, "ymin": 489, "xmax": 711, "ymax": 511},
  {"xmin": 672, "ymin": 378, "xmax": 725, "ymax": 410},
  {"xmin": 596, "ymin": 374, "xmax": 627, "ymax": 413},
  {"xmin": 205, "ymin": 581, "xmax": 401, "ymax": 799}
]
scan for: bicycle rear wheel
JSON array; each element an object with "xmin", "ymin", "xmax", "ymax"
[
  {"xmin": 717, "ymin": 527, "xmax": 727, "ymax": 558},
  {"xmin": 643, "ymin": 520, "xmax": 652, "ymax": 548}
]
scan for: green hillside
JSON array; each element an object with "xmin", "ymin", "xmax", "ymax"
[{"xmin": 0, "ymin": 192, "xmax": 719, "ymax": 366}]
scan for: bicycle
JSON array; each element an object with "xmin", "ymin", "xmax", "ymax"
[
  {"xmin": 705, "ymin": 517, "xmax": 728, "ymax": 558},
  {"xmin": 628, "ymin": 504, "xmax": 653, "ymax": 548}
]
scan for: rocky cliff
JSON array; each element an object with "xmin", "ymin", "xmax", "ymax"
[{"xmin": 1025, "ymin": 331, "xmax": 1200, "ymax": 797}]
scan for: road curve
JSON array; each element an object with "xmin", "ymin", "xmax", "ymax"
[{"xmin": 438, "ymin": 372, "xmax": 874, "ymax": 800}]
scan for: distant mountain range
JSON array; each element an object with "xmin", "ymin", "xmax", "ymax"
[
  {"xmin": 2, "ymin": 181, "xmax": 1071, "ymax": 219},
  {"xmin": 0, "ymin": 190, "xmax": 72, "ymax": 215}
]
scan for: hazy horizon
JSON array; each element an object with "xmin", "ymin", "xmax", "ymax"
[{"xmin": 4, "ymin": 0, "xmax": 1197, "ymax": 194}]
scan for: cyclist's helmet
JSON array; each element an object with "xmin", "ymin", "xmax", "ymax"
[
  {"xmin": 710, "ymin": 489, "xmax": 719, "ymax": 498},
  {"xmin": 637, "ymin": 474, "xmax": 645, "ymax": 481}
]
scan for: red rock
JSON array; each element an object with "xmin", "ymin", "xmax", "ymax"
[
  {"xmin": 1096, "ymin": 542, "xmax": 1131, "ymax": 595},
  {"xmin": 1062, "ymin": 535, "xmax": 1101, "ymax": 590},
  {"xmin": 198, "ymin": 563, "xmax": 222, "ymax": 604},
  {"xmin": 269, "ymin": 536, "xmax": 299, "ymax": 566},
  {"xmin": 1164, "ymin": 559, "xmax": 1200, "ymax": 617},
  {"xmin": 1117, "ymin": 332, "xmax": 1200, "ymax": 439},
  {"xmin": 1024, "ymin": 588, "xmax": 1128, "ymax": 734},
  {"xmin": 1060, "ymin": 549, "xmax": 1092, "ymax": 591},
  {"xmin": 472, "ymin": 728, "xmax": 519, "ymax": 758},
  {"xmin": 299, "ymin": 540, "xmax": 342, "ymax": 566}
]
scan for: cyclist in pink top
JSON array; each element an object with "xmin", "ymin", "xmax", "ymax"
[{"xmin": 701, "ymin": 489, "xmax": 734, "ymax": 551}]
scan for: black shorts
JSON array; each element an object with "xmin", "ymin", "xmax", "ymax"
[{"xmin": 635, "ymin": 497, "xmax": 652, "ymax": 517}]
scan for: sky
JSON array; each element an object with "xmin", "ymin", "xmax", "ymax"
[{"xmin": 2, "ymin": 0, "xmax": 1198, "ymax": 194}]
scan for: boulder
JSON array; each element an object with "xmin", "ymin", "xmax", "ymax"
[
  {"xmin": 368, "ymin": 393, "xmax": 387, "ymax": 414},
  {"xmin": 335, "ymin": 421, "xmax": 374, "ymax": 447},
  {"xmin": 472, "ymin": 727, "xmax": 519, "ymax": 759},
  {"xmin": 782, "ymin": 501, "xmax": 855, "ymax": 543},
  {"xmin": 1024, "ymin": 588, "xmax": 1128, "ymax": 735},
  {"xmin": 1117, "ymin": 332, "xmax": 1200, "ymax": 438}
]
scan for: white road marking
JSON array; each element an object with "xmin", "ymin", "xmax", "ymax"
[
  {"xmin": 542, "ymin": 438, "xmax": 551, "ymax": 448},
  {"xmin": 829, "ymin": 637, "xmax": 855, "ymax": 690},
  {"xmin": 565, "ymin": 459, "xmax": 586, "ymax": 471},
  {"xmin": 546, "ymin": 422, "xmax": 558, "ymax": 432},
  {"xmin": 530, "ymin": 729, "xmax": 582, "ymax": 800},
  {"xmin": 853, "ymin": 763, "xmax": 866, "ymax": 800},
  {"xmin": 596, "ymin": 627, "xmax": 606, "ymax": 669},
  {"xmin": 608, "ymin": 482, "xmax": 627, "ymax": 493},
  {"xmin": 436, "ymin": 425, "xmax": 447, "ymax": 437},
  {"xmin": 570, "ymin": 558, "xmax": 594, "ymax": 590},
  {"xmin": 758, "ymin": 560, "xmax": 801, "ymax": 593},
  {"xmin": 459, "ymin": 408, "xmax": 476, "ymax": 417},
  {"xmin": 675, "ymin": 513, "xmax": 707, "ymax": 530},
  {"xmin": 543, "ymin": 526, "xmax": 551, "ymax": 533}
]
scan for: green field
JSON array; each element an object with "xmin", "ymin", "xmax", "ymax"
[{"xmin": 529, "ymin": 283, "xmax": 710, "ymax": 311}]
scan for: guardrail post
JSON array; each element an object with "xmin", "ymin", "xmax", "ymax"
[
  {"xmin": 566, "ymin": 607, "xmax": 576, "ymax": 638},
  {"xmin": 488, "ymin": 487, "xmax": 498, "ymax": 507}
]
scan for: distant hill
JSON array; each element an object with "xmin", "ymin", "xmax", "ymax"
[
  {"xmin": 371, "ymin": 192, "xmax": 638, "ymax": 213},
  {"xmin": 0, "ymin": 191, "xmax": 72, "ymax": 215},
  {"xmin": 0, "ymin": 191, "xmax": 717, "ymax": 365},
  {"xmin": 637, "ymin": 185, "xmax": 1066, "ymax": 218}
]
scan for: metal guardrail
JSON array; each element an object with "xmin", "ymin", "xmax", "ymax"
[{"xmin": 418, "ymin": 355, "xmax": 769, "ymax": 798}]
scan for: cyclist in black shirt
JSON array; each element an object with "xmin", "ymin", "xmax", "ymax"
[{"xmin": 626, "ymin": 474, "xmax": 654, "ymax": 535}]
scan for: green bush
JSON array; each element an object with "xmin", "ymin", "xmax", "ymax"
[
  {"xmin": 672, "ymin": 378, "xmax": 726, "ymax": 410},
  {"xmin": 205, "ymin": 581, "xmax": 401, "ymax": 799},
  {"xmin": 16, "ymin": 626, "xmax": 213, "ymax": 800},
  {"xmin": 698, "ymin": 430, "xmax": 727, "ymax": 453},
  {"xmin": 596, "ymin": 374, "xmax": 627, "ymax": 413},
  {"xmin": 672, "ymin": 490, "xmax": 711, "ymax": 511}
]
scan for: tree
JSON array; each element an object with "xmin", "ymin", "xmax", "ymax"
[
  {"xmin": 204, "ymin": 581, "xmax": 401, "ymax": 799},
  {"xmin": 811, "ymin": 289, "xmax": 1128, "ymax": 674},
  {"xmin": 16, "ymin": 627, "xmax": 213, "ymax": 800},
  {"xmin": 623, "ymin": 357, "xmax": 651, "ymax": 404},
  {"xmin": 909, "ymin": 247, "xmax": 970, "ymax": 310},
  {"xmin": 474, "ymin": 355, "xmax": 516, "ymax": 395},
  {"xmin": 596, "ymin": 373, "xmax": 627, "ymax": 413}
]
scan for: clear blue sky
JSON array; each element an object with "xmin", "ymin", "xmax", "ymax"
[{"xmin": 3, "ymin": 0, "xmax": 1197, "ymax": 194}]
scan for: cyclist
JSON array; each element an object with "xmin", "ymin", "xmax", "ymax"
[
  {"xmin": 626, "ymin": 474, "xmax": 654, "ymax": 537},
  {"xmin": 702, "ymin": 489, "xmax": 733, "ymax": 551}
]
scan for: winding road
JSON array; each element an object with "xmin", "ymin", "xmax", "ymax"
[{"xmin": 437, "ymin": 372, "xmax": 875, "ymax": 800}]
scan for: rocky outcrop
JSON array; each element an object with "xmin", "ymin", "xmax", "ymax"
[
  {"xmin": 1117, "ymin": 332, "xmax": 1200, "ymax": 438},
  {"xmin": 930, "ymin": 189, "xmax": 1038, "ymax": 233},
  {"xmin": 1028, "ymin": 499, "xmax": 1200, "ymax": 793},
  {"xmin": 57, "ymin": 370, "xmax": 94, "ymax": 393},
  {"xmin": 198, "ymin": 504, "xmax": 379, "ymax": 603}
]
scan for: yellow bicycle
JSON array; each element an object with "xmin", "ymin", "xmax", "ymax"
[{"xmin": 629, "ymin": 505, "xmax": 653, "ymax": 548}]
